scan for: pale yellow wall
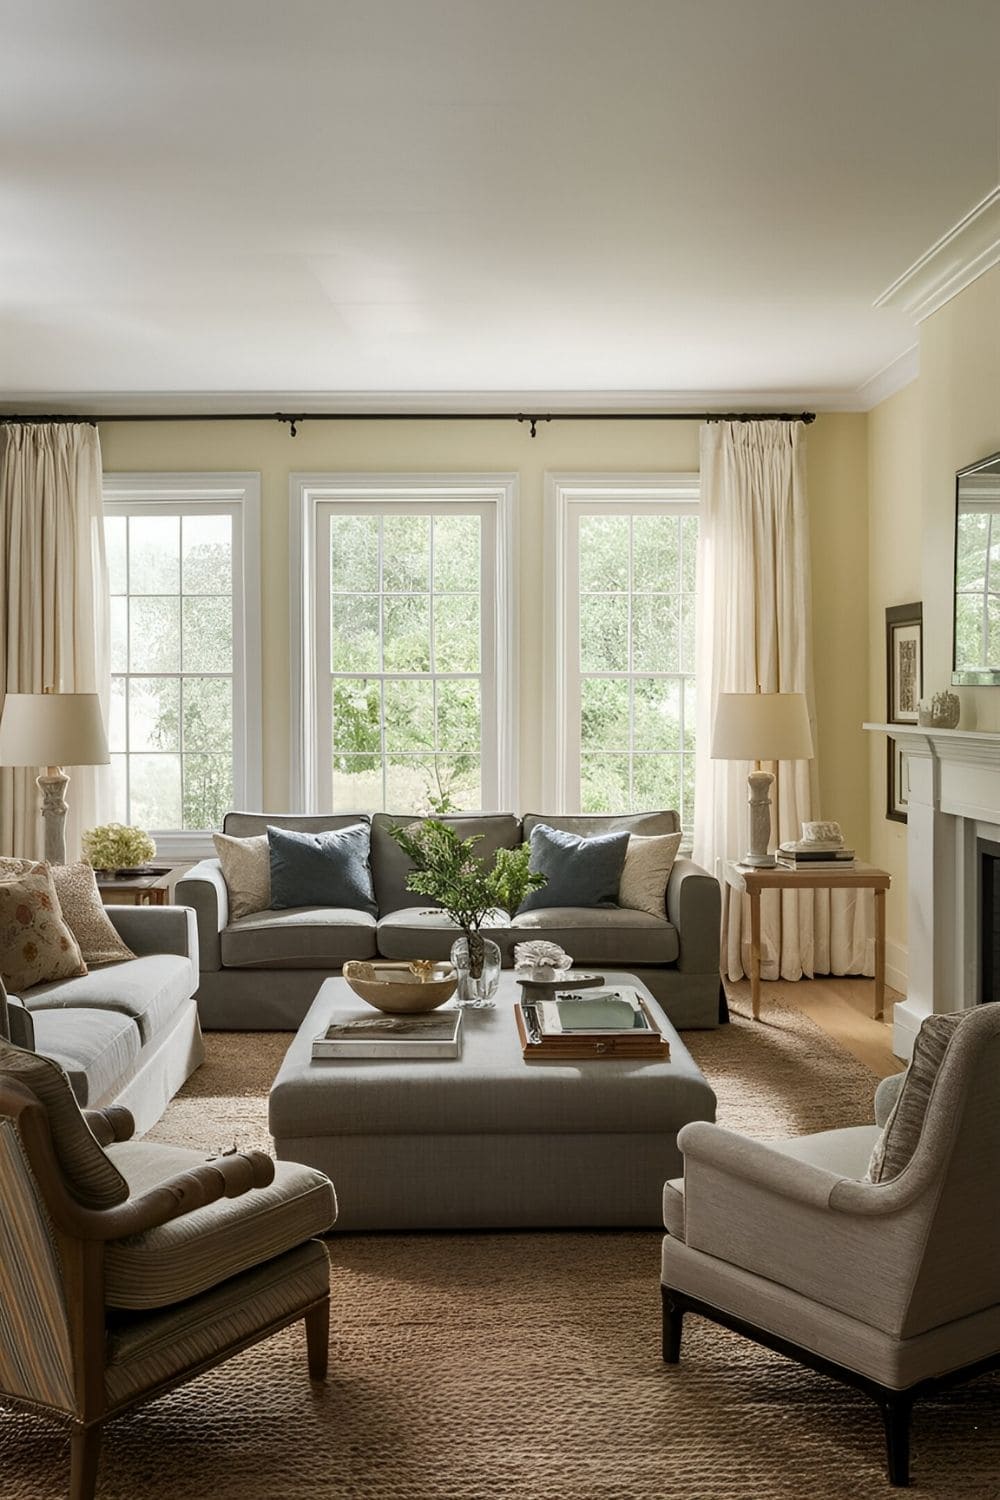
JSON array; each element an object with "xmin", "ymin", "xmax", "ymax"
[
  {"xmin": 808, "ymin": 414, "xmax": 871, "ymax": 856},
  {"xmin": 867, "ymin": 380, "xmax": 921, "ymax": 983},
  {"xmin": 865, "ymin": 259, "xmax": 1000, "ymax": 989},
  {"xmin": 98, "ymin": 413, "xmax": 868, "ymax": 829},
  {"xmin": 920, "ymin": 265, "xmax": 1000, "ymax": 730}
]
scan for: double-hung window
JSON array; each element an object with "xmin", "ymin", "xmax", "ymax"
[
  {"xmin": 102, "ymin": 473, "xmax": 261, "ymax": 857},
  {"xmin": 292, "ymin": 474, "xmax": 517, "ymax": 814},
  {"xmin": 549, "ymin": 474, "xmax": 699, "ymax": 832}
]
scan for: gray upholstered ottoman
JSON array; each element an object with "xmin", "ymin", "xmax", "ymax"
[{"xmin": 268, "ymin": 970, "xmax": 716, "ymax": 1231}]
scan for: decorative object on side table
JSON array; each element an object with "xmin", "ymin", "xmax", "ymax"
[
  {"xmin": 711, "ymin": 691, "xmax": 815, "ymax": 868},
  {"xmin": 886, "ymin": 602, "xmax": 924, "ymax": 824},
  {"xmin": 0, "ymin": 691, "xmax": 110, "ymax": 864},
  {"xmin": 82, "ymin": 821, "xmax": 157, "ymax": 874},
  {"xmin": 389, "ymin": 819, "xmax": 546, "ymax": 1008},
  {"xmin": 342, "ymin": 959, "xmax": 458, "ymax": 1014}
]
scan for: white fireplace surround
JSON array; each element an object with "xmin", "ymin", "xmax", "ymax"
[{"xmin": 865, "ymin": 723, "xmax": 1000, "ymax": 1059}]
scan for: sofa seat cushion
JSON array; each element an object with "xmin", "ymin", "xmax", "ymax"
[
  {"xmin": 29, "ymin": 1007, "xmax": 141, "ymax": 1107},
  {"xmin": 510, "ymin": 907, "xmax": 679, "ymax": 965},
  {"xmin": 663, "ymin": 1176, "xmax": 686, "ymax": 1241},
  {"xmin": 769, "ymin": 1124, "xmax": 882, "ymax": 1178},
  {"xmin": 103, "ymin": 1140, "xmax": 337, "ymax": 1310},
  {"xmin": 376, "ymin": 906, "xmax": 511, "ymax": 963},
  {"xmin": 221, "ymin": 907, "xmax": 377, "ymax": 968},
  {"xmin": 23, "ymin": 955, "xmax": 193, "ymax": 1044}
]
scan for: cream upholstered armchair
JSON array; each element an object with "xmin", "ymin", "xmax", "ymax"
[
  {"xmin": 660, "ymin": 1003, "xmax": 1000, "ymax": 1486},
  {"xmin": 0, "ymin": 1034, "xmax": 337, "ymax": 1500}
]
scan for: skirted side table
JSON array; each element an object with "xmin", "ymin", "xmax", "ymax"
[{"xmin": 724, "ymin": 860, "xmax": 890, "ymax": 1020}]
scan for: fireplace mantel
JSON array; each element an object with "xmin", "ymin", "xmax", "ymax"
[{"xmin": 864, "ymin": 722, "xmax": 1000, "ymax": 1057}]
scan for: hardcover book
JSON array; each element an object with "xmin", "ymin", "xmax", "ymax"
[{"xmin": 312, "ymin": 1008, "xmax": 462, "ymax": 1060}]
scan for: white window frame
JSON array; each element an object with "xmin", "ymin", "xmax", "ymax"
[
  {"xmin": 544, "ymin": 472, "xmax": 700, "ymax": 818},
  {"xmin": 290, "ymin": 473, "xmax": 518, "ymax": 813},
  {"xmin": 102, "ymin": 472, "xmax": 263, "ymax": 859}
]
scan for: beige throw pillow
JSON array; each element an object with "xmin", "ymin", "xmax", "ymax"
[
  {"xmin": 52, "ymin": 861, "xmax": 136, "ymax": 966},
  {"xmin": 0, "ymin": 867, "xmax": 88, "ymax": 991},
  {"xmin": 867, "ymin": 1011, "xmax": 964, "ymax": 1183},
  {"xmin": 0, "ymin": 857, "xmax": 135, "ymax": 966},
  {"xmin": 213, "ymin": 831, "xmax": 271, "ymax": 921},
  {"xmin": 618, "ymin": 832, "xmax": 683, "ymax": 919}
]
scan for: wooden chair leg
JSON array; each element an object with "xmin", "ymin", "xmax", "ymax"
[
  {"xmin": 305, "ymin": 1299, "xmax": 330, "ymax": 1380},
  {"xmin": 661, "ymin": 1290, "xmax": 684, "ymax": 1364},
  {"xmin": 879, "ymin": 1392, "xmax": 912, "ymax": 1487},
  {"xmin": 70, "ymin": 1424, "xmax": 101, "ymax": 1500}
]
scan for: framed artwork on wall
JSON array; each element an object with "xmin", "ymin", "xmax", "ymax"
[
  {"xmin": 885, "ymin": 601, "xmax": 922, "ymax": 825},
  {"xmin": 886, "ymin": 602, "xmax": 923, "ymax": 725}
]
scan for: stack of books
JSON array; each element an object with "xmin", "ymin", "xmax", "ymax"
[{"xmin": 776, "ymin": 841, "xmax": 856, "ymax": 870}]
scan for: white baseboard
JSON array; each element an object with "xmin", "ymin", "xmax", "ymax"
[{"xmin": 885, "ymin": 938, "xmax": 908, "ymax": 997}]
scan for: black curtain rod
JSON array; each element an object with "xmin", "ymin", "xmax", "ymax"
[{"xmin": 1, "ymin": 409, "xmax": 816, "ymax": 438}]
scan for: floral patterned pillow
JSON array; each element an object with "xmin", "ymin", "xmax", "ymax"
[
  {"xmin": 0, "ymin": 868, "xmax": 87, "ymax": 992},
  {"xmin": 0, "ymin": 858, "xmax": 134, "ymax": 966}
]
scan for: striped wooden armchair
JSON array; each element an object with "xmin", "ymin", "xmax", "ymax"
[{"xmin": 0, "ymin": 1031, "xmax": 337, "ymax": 1499}]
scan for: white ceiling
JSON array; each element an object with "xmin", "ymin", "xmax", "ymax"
[{"xmin": 3, "ymin": 0, "xmax": 1000, "ymax": 408}]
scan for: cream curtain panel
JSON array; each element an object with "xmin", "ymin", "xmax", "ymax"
[
  {"xmin": 693, "ymin": 420, "xmax": 872, "ymax": 982},
  {"xmin": 0, "ymin": 423, "xmax": 110, "ymax": 860}
]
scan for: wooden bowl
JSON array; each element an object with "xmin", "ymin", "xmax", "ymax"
[{"xmin": 342, "ymin": 960, "xmax": 458, "ymax": 1014}]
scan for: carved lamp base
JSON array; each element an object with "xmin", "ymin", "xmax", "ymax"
[
  {"xmin": 742, "ymin": 769, "xmax": 776, "ymax": 868},
  {"xmin": 36, "ymin": 769, "xmax": 70, "ymax": 866}
]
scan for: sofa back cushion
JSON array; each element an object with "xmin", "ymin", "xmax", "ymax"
[
  {"xmin": 371, "ymin": 813, "xmax": 522, "ymax": 915},
  {"xmin": 522, "ymin": 811, "xmax": 680, "ymax": 840},
  {"xmin": 224, "ymin": 811, "xmax": 371, "ymax": 839}
]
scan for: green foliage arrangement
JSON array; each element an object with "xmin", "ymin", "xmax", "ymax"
[
  {"xmin": 389, "ymin": 820, "xmax": 546, "ymax": 976},
  {"xmin": 82, "ymin": 823, "xmax": 157, "ymax": 871}
]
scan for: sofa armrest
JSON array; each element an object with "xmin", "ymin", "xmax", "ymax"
[
  {"xmin": 674, "ymin": 1119, "xmax": 929, "ymax": 1330},
  {"xmin": 666, "ymin": 858, "xmax": 721, "ymax": 974},
  {"xmin": 2, "ymin": 992, "xmax": 35, "ymax": 1050},
  {"xmin": 106, "ymin": 905, "xmax": 199, "ymax": 992},
  {"xmin": 174, "ymin": 860, "xmax": 228, "ymax": 972}
]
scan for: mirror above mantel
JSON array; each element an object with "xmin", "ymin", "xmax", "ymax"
[{"xmin": 953, "ymin": 449, "xmax": 1000, "ymax": 686}]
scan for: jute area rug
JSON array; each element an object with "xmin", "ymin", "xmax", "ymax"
[{"xmin": 4, "ymin": 996, "xmax": 997, "ymax": 1499}]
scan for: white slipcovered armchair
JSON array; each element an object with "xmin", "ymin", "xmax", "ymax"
[{"xmin": 660, "ymin": 1003, "xmax": 1000, "ymax": 1486}]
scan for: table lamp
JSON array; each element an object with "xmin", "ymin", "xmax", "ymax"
[
  {"xmin": 0, "ymin": 691, "xmax": 109, "ymax": 864},
  {"xmin": 711, "ymin": 692, "xmax": 814, "ymax": 868}
]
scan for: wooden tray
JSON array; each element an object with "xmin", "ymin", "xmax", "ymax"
[{"xmin": 514, "ymin": 999, "xmax": 670, "ymax": 1061}]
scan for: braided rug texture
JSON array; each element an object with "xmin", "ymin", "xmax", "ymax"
[{"xmin": 2, "ymin": 994, "xmax": 997, "ymax": 1499}]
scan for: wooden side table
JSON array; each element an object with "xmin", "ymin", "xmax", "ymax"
[
  {"xmin": 724, "ymin": 860, "xmax": 890, "ymax": 1020},
  {"xmin": 96, "ymin": 873, "xmax": 169, "ymax": 907}
]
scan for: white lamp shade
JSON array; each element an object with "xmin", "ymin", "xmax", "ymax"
[
  {"xmin": 0, "ymin": 692, "xmax": 109, "ymax": 768},
  {"xmin": 711, "ymin": 692, "xmax": 814, "ymax": 762}
]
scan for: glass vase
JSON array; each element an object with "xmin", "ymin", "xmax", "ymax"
[{"xmin": 450, "ymin": 934, "xmax": 501, "ymax": 1009}]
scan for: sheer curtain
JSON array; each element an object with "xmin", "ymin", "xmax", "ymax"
[
  {"xmin": 693, "ymin": 420, "xmax": 872, "ymax": 982},
  {"xmin": 0, "ymin": 423, "xmax": 110, "ymax": 860}
]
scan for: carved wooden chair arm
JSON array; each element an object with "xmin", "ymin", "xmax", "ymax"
[
  {"xmin": 83, "ymin": 1106, "xmax": 136, "ymax": 1146},
  {"xmin": 83, "ymin": 1149, "xmax": 278, "ymax": 1240}
]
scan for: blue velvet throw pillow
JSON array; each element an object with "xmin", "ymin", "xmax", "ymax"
[
  {"xmin": 267, "ymin": 824, "xmax": 377, "ymax": 913},
  {"xmin": 517, "ymin": 824, "xmax": 630, "ymax": 913}
]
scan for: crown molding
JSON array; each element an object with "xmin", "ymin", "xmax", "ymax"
[
  {"xmin": 855, "ymin": 344, "xmax": 920, "ymax": 410},
  {"xmin": 0, "ymin": 383, "xmax": 890, "ymax": 418},
  {"xmin": 874, "ymin": 184, "xmax": 1000, "ymax": 323}
]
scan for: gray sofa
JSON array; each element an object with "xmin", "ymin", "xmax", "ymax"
[
  {"xmin": 1, "ymin": 904, "xmax": 204, "ymax": 1134},
  {"xmin": 177, "ymin": 810, "xmax": 722, "ymax": 1031}
]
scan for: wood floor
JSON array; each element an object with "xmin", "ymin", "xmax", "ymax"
[{"xmin": 723, "ymin": 974, "xmax": 905, "ymax": 1077}]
